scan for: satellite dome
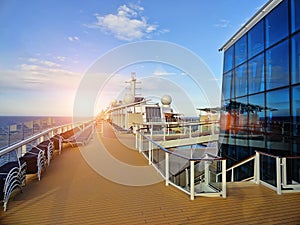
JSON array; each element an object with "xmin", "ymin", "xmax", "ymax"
[
  {"xmin": 161, "ymin": 95, "xmax": 172, "ymax": 106},
  {"xmin": 123, "ymin": 93, "xmax": 135, "ymax": 104}
]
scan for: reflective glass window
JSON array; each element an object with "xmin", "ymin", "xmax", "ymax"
[
  {"xmin": 248, "ymin": 20, "xmax": 264, "ymax": 58},
  {"xmin": 266, "ymin": 40, "xmax": 289, "ymax": 90},
  {"xmin": 235, "ymin": 36, "xmax": 247, "ymax": 66},
  {"xmin": 292, "ymin": 86, "xmax": 300, "ymax": 137},
  {"xmin": 248, "ymin": 53, "xmax": 264, "ymax": 94},
  {"xmin": 224, "ymin": 46, "xmax": 234, "ymax": 73},
  {"xmin": 265, "ymin": 0, "xmax": 288, "ymax": 47},
  {"xmin": 234, "ymin": 96, "xmax": 248, "ymax": 136},
  {"xmin": 291, "ymin": 0, "xmax": 300, "ymax": 33},
  {"xmin": 249, "ymin": 93, "xmax": 265, "ymax": 148},
  {"xmin": 234, "ymin": 63, "xmax": 247, "ymax": 97},
  {"xmin": 266, "ymin": 88, "xmax": 290, "ymax": 149},
  {"xmin": 222, "ymin": 71, "xmax": 233, "ymax": 100},
  {"xmin": 292, "ymin": 33, "xmax": 300, "ymax": 84}
]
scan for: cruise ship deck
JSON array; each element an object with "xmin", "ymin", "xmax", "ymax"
[{"xmin": 1, "ymin": 123, "xmax": 300, "ymax": 225}]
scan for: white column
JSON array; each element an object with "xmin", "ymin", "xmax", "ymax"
[
  {"xmin": 282, "ymin": 157, "xmax": 287, "ymax": 186},
  {"xmin": 190, "ymin": 161, "xmax": 195, "ymax": 200},
  {"xmin": 148, "ymin": 141, "xmax": 152, "ymax": 165},
  {"xmin": 165, "ymin": 152, "xmax": 169, "ymax": 186},
  {"xmin": 21, "ymin": 144, "xmax": 27, "ymax": 156},
  {"xmin": 254, "ymin": 152, "xmax": 260, "ymax": 184},
  {"xmin": 276, "ymin": 157, "xmax": 282, "ymax": 195},
  {"xmin": 204, "ymin": 160, "xmax": 209, "ymax": 185},
  {"xmin": 222, "ymin": 159, "xmax": 227, "ymax": 198}
]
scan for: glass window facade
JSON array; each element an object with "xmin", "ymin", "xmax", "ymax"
[
  {"xmin": 235, "ymin": 36, "xmax": 247, "ymax": 66},
  {"xmin": 222, "ymin": 71, "xmax": 233, "ymax": 100},
  {"xmin": 266, "ymin": 40, "xmax": 289, "ymax": 90},
  {"xmin": 265, "ymin": 0, "xmax": 288, "ymax": 47},
  {"xmin": 220, "ymin": 0, "xmax": 300, "ymax": 183},
  {"xmin": 234, "ymin": 63, "xmax": 248, "ymax": 97},
  {"xmin": 292, "ymin": 32, "xmax": 300, "ymax": 84},
  {"xmin": 248, "ymin": 20, "xmax": 264, "ymax": 58},
  {"xmin": 224, "ymin": 46, "xmax": 234, "ymax": 73},
  {"xmin": 291, "ymin": 0, "xmax": 300, "ymax": 33},
  {"xmin": 248, "ymin": 53, "xmax": 264, "ymax": 94}
]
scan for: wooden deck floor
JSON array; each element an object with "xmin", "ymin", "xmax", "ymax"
[{"xmin": 1, "ymin": 123, "xmax": 300, "ymax": 224}]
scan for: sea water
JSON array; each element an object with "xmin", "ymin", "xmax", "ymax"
[{"xmin": 0, "ymin": 116, "xmax": 73, "ymax": 166}]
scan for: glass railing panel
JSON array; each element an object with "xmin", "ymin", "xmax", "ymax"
[
  {"xmin": 194, "ymin": 160, "xmax": 224, "ymax": 194},
  {"xmin": 0, "ymin": 149, "xmax": 18, "ymax": 167},
  {"xmin": 0, "ymin": 126, "xmax": 9, "ymax": 149},
  {"xmin": 284, "ymin": 157, "xmax": 300, "ymax": 185},
  {"xmin": 260, "ymin": 153, "xmax": 277, "ymax": 186},
  {"xmin": 169, "ymin": 154, "xmax": 189, "ymax": 189},
  {"xmin": 234, "ymin": 160, "xmax": 254, "ymax": 181},
  {"xmin": 152, "ymin": 148, "xmax": 165, "ymax": 173}
]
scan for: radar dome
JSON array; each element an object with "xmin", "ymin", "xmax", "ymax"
[
  {"xmin": 161, "ymin": 95, "xmax": 172, "ymax": 106},
  {"xmin": 123, "ymin": 93, "xmax": 135, "ymax": 104}
]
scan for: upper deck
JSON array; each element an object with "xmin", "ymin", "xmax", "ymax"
[{"xmin": 1, "ymin": 123, "xmax": 300, "ymax": 224}]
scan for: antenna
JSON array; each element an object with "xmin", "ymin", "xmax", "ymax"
[{"xmin": 125, "ymin": 72, "xmax": 141, "ymax": 97}]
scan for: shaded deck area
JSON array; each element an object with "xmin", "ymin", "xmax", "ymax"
[{"xmin": 1, "ymin": 124, "xmax": 300, "ymax": 224}]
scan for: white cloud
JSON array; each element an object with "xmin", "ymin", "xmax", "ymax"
[
  {"xmin": 0, "ymin": 55, "xmax": 81, "ymax": 92},
  {"xmin": 153, "ymin": 71, "xmax": 176, "ymax": 76},
  {"xmin": 89, "ymin": 4, "xmax": 158, "ymax": 41},
  {"xmin": 56, "ymin": 56, "xmax": 66, "ymax": 62},
  {"xmin": 68, "ymin": 36, "xmax": 80, "ymax": 42},
  {"xmin": 214, "ymin": 19, "xmax": 230, "ymax": 28},
  {"xmin": 39, "ymin": 60, "xmax": 60, "ymax": 67},
  {"xmin": 28, "ymin": 58, "xmax": 38, "ymax": 62}
]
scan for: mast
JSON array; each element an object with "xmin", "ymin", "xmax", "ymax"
[{"xmin": 130, "ymin": 72, "xmax": 136, "ymax": 98}]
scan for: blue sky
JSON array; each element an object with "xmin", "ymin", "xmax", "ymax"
[{"xmin": 0, "ymin": 0, "xmax": 268, "ymax": 116}]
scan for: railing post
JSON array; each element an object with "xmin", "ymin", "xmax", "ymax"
[
  {"xmin": 276, "ymin": 157, "xmax": 282, "ymax": 195},
  {"xmin": 189, "ymin": 125, "xmax": 192, "ymax": 138},
  {"xmin": 282, "ymin": 157, "xmax": 287, "ymax": 186},
  {"xmin": 135, "ymin": 129, "xmax": 138, "ymax": 149},
  {"xmin": 139, "ymin": 132, "xmax": 142, "ymax": 153},
  {"xmin": 148, "ymin": 141, "xmax": 152, "ymax": 165},
  {"xmin": 204, "ymin": 160, "xmax": 209, "ymax": 185},
  {"xmin": 231, "ymin": 168, "xmax": 234, "ymax": 182},
  {"xmin": 254, "ymin": 152, "xmax": 260, "ymax": 184},
  {"xmin": 21, "ymin": 144, "xmax": 26, "ymax": 156},
  {"xmin": 190, "ymin": 160, "xmax": 195, "ymax": 200},
  {"xmin": 222, "ymin": 159, "xmax": 227, "ymax": 198},
  {"xmin": 185, "ymin": 168, "xmax": 189, "ymax": 188},
  {"xmin": 165, "ymin": 152, "xmax": 169, "ymax": 186}
]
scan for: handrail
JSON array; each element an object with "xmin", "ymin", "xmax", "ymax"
[
  {"xmin": 226, "ymin": 155, "xmax": 256, "ymax": 172},
  {"xmin": 256, "ymin": 150, "xmax": 300, "ymax": 159},
  {"xmin": 0, "ymin": 120, "xmax": 94, "ymax": 157},
  {"xmin": 137, "ymin": 129, "xmax": 225, "ymax": 162},
  {"xmin": 256, "ymin": 151, "xmax": 278, "ymax": 158},
  {"xmin": 134, "ymin": 120, "xmax": 219, "ymax": 127},
  {"xmin": 216, "ymin": 154, "xmax": 256, "ymax": 180}
]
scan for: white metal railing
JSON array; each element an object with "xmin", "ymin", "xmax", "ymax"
[
  {"xmin": 134, "ymin": 120, "xmax": 219, "ymax": 137},
  {"xmin": 135, "ymin": 128, "xmax": 226, "ymax": 200},
  {"xmin": 216, "ymin": 151, "xmax": 300, "ymax": 195},
  {"xmin": 0, "ymin": 120, "xmax": 94, "ymax": 164}
]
